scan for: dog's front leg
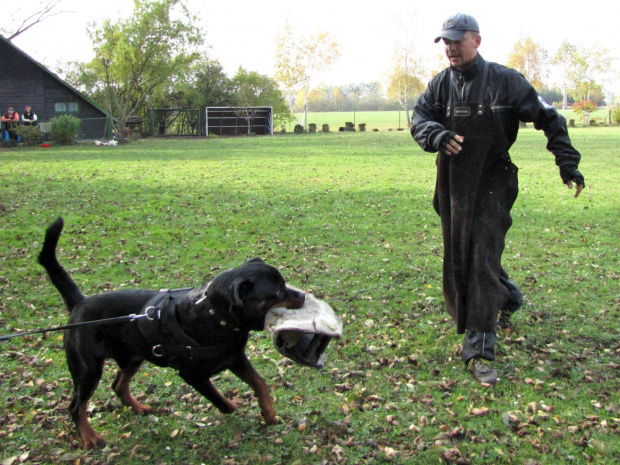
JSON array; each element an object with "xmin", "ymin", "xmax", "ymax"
[
  {"xmin": 178, "ymin": 371, "xmax": 237, "ymax": 414},
  {"xmin": 229, "ymin": 355, "xmax": 278, "ymax": 425},
  {"xmin": 112, "ymin": 366, "xmax": 152, "ymax": 414}
]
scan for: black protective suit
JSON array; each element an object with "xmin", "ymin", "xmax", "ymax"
[{"xmin": 411, "ymin": 54, "xmax": 581, "ymax": 359}]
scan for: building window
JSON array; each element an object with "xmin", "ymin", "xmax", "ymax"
[{"xmin": 54, "ymin": 102, "xmax": 80, "ymax": 113}]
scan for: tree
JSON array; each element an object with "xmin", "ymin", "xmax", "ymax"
[
  {"xmin": 304, "ymin": 85, "xmax": 333, "ymax": 112},
  {"xmin": 506, "ymin": 37, "xmax": 549, "ymax": 91},
  {"xmin": 385, "ymin": 40, "xmax": 425, "ymax": 127},
  {"xmin": 2, "ymin": 0, "xmax": 67, "ymax": 40},
  {"xmin": 149, "ymin": 55, "xmax": 235, "ymax": 113},
  {"xmin": 539, "ymin": 85, "xmax": 564, "ymax": 107},
  {"xmin": 274, "ymin": 22, "xmax": 340, "ymax": 128},
  {"xmin": 427, "ymin": 53, "xmax": 448, "ymax": 80},
  {"xmin": 572, "ymin": 99, "xmax": 597, "ymax": 126},
  {"xmin": 230, "ymin": 67, "xmax": 292, "ymax": 131},
  {"xmin": 190, "ymin": 56, "xmax": 236, "ymax": 108},
  {"xmin": 78, "ymin": 0, "xmax": 203, "ymax": 137},
  {"xmin": 553, "ymin": 41, "xmax": 613, "ymax": 114},
  {"xmin": 553, "ymin": 41, "xmax": 580, "ymax": 114},
  {"xmin": 355, "ymin": 82, "xmax": 390, "ymax": 111},
  {"xmin": 300, "ymin": 82, "xmax": 391, "ymax": 112}
]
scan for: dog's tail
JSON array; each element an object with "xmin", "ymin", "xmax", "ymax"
[{"xmin": 38, "ymin": 217, "xmax": 85, "ymax": 311}]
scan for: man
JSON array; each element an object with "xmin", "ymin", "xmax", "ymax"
[
  {"xmin": 22, "ymin": 105, "xmax": 38, "ymax": 126},
  {"xmin": 410, "ymin": 13, "xmax": 585, "ymax": 384},
  {"xmin": 1, "ymin": 107, "xmax": 20, "ymax": 141}
]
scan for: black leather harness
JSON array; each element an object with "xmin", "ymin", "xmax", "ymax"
[{"xmin": 137, "ymin": 285, "xmax": 245, "ymax": 370}]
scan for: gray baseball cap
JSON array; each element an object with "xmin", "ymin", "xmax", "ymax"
[{"xmin": 434, "ymin": 13, "xmax": 480, "ymax": 43}]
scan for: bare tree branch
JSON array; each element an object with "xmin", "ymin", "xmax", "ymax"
[{"xmin": 7, "ymin": 0, "xmax": 71, "ymax": 41}]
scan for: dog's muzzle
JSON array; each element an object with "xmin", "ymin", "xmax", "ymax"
[{"xmin": 265, "ymin": 293, "xmax": 343, "ymax": 368}]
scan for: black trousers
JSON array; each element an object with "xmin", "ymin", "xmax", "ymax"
[
  {"xmin": 461, "ymin": 274, "xmax": 523, "ymax": 362},
  {"xmin": 462, "ymin": 330, "xmax": 497, "ymax": 361}
]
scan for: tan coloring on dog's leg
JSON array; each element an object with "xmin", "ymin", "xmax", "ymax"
[
  {"xmin": 76, "ymin": 402, "xmax": 106, "ymax": 449},
  {"xmin": 112, "ymin": 369, "xmax": 152, "ymax": 414},
  {"xmin": 230, "ymin": 356, "xmax": 278, "ymax": 425}
]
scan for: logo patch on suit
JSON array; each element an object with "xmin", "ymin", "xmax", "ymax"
[
  {"xmin": 537, "ymin": 95, "xmax": 553, "ymax": 109},
  {"xmin": 454, "ymin": 106, "xmax": 472, "ymax": 117}
]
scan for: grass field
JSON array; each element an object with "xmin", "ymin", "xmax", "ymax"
[
  {"xmin": 285, "ymin": 109, "xmax": 614, "ymax": 132},
  {"xmin": 0, "ymin": 126, "xmax": 618, "ymax": 464}
]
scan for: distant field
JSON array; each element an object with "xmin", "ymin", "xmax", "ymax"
[
  {"xmin": 287, "ymin": 111, "xmax": 411, "ymax": 132},
  {"xmin": 286, "ymin": 108, "xmax": 614, "ymax": 132}
]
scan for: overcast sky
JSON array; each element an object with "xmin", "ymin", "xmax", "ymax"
[{"xmin": 4, "ymin": 0, "xmax": 619, "ymax": 94}]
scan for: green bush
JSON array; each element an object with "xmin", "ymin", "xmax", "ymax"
[
  {"xmin": 50, "ymin": 115, "xmax": 81, "ymax": 144},
  {"xmin": 14, "ymin": 125, "xmax": 43, "ymax": 146},
  {"xmin": 610, "ymin": 105, "xmax": 620, "ymax": 124}
]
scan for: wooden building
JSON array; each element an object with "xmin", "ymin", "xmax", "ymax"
[{"xmin": 0, "ymin": 36, "xmax": 112, "ymax": 139}]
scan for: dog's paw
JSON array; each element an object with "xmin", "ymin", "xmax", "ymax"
[
  {"xmin": 219, "ymin": 399, "xmax": 238, "ymax": 414},
  {"xmin": 263, "ymin": 415, "xmax": 280, "ymax": 426},
  {"xmin": 80, "ymin": 432, "xmax": 106, "ymax": 450},
  {"xmin": 131, "ymin": 404, "xmax": 153, "ymax": 415},
  {"xmin": 131, "ymin": 402, "xmax": 153, "ymax": 414}
]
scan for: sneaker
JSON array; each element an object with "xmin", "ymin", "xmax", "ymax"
[{"xmin": 467, "ymin": 357, "xmax": 498, "ymax": 385}]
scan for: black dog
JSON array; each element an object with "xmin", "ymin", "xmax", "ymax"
[{"xmin": 37, "ymin": 217, "xmax": 305, "ymax": 449}]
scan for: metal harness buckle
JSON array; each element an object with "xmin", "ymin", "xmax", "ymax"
[
  {"xmin": 152, "ymin": 344, "xmax": 163, "ymax": 357},
  {"xmin": 145, "ymin": 306, "xmax": 160, "ymax": 320}
]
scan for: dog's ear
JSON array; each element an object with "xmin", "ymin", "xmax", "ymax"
[
  {"xmin": 232, "ymin": 278, "xmax": 254, "ymax": 306},
  {"xmin": 248, "ymin": 257, "xmax": 265, "ymax": 264}
]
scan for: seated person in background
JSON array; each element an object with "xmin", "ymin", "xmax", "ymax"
[
  {"xmin": 1, "ymin": 107, "xmax": 20, "ymax": 140},
  {"xmin": 22, "ymin": 105, "xmax": 38, "ymax": 126}
]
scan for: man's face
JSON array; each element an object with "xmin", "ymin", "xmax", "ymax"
[{"xmin": 443, "ymin": 32, "xmax": 481, "ymax": 70}]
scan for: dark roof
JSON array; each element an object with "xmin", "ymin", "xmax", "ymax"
[{"xmin": 0, "ymin": 35, "xmax": 109, "ymax": 117}]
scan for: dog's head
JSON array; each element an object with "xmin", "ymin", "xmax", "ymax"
[{"xmin": 207, "ymin": 258, "xmax": 305, "ymax": 330}]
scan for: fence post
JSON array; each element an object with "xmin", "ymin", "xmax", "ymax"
[{"xmin": 105, "ymin": 116, "xmax": 114, "ymax": 139}]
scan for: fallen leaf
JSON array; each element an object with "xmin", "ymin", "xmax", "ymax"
[
  {"xmin": 442, "ymin": 448, "xmax": 471, "ymax": 464},
  {"xmin": 470, "ymin": 407, "xmax": 490, "ymax": 417}
]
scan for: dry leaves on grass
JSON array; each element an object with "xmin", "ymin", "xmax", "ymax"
[{"xmin": 442, "ymin": 447, "xmax": 472, "ymax": 464}]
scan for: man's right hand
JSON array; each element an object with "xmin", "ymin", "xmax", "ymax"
[
  {"xmin": 559, "ymin": 165, "xmax": 585, "ymax": 198},
  {"xmin": 435, "ymin": 130, "xmax": 464, "ymax": 155}
]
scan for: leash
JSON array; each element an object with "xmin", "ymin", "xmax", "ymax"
[
  {"xmin": 1, "ymin": 287, "xmax": 195, "ymax": 343},
  {"xmin": 0, "ymin": 311, "xmax": 155, "ymax": 343}
]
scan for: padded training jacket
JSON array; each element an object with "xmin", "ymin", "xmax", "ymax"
[{"xmin": 411, "ymin": 53, "xmax": 581, "ymax": 170}]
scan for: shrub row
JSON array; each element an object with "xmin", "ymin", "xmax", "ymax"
[{"xmin": 6, "ymin": 115, "xmax": 82, "ymax": 146}]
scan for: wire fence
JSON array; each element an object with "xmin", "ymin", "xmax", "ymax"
[
  {"xmin": 79, "ymin": 118, "xmax": 112, "ymax": 140},
  {"xmin": 36, "ymin": 118, "xmax": 112, "ymax": 141}
]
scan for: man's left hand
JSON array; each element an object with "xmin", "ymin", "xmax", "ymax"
[{"xmin": 560, "ymin": 166, "xmax": 585, "ymax": 198}]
